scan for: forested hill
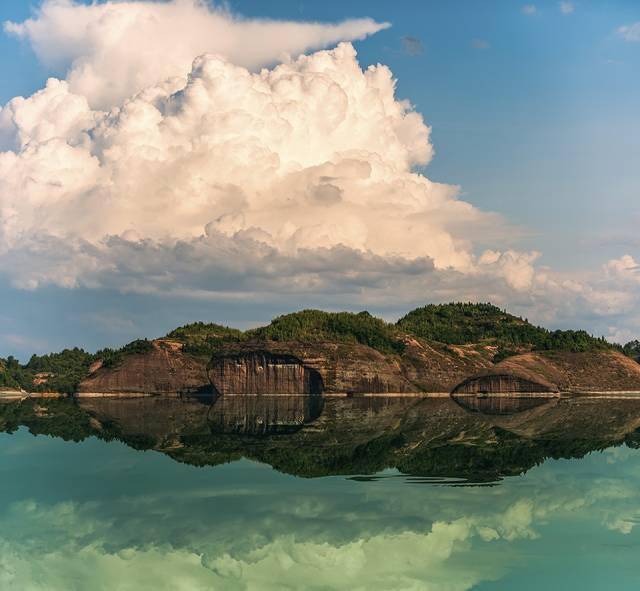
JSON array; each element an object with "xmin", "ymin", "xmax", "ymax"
[
  {"xmin": 1, "ymin": 303, "xmax": 637, "ymax": 394},
  {"xmin": 396, "ymin": 303, "xmax": 613, "ymax": 352}
]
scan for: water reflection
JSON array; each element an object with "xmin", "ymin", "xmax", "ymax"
[
  {"xmin": 207, "ymin": 395, "xmax": 325, "ymax": 434},
  {"xmin": 451, "ymin": 394, "xmax": 557, "ymax": 415},
  {"xmin": 2, "ymin": 394, "xmax": 640, "ymax": 481},
  {"xmin": 2, "ymin": 395, "xmax": 640, "ymax": 590}
]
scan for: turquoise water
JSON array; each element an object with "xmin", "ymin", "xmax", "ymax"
[{"xmin": 1, "ymin": 397, "xmax": 640, "ymax": 590}]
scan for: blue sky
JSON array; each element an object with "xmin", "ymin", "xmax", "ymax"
[{"xmin": 0, "ymin": 0, "xmax": 639, "ymax": 358}]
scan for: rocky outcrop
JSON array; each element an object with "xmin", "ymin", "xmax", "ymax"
[
  {"xmin": 489, "ymin": 350, "xmax": 640, "ymax": 394},
  {"xmin": 452, "ymin": 373, "xmax": 557, "ymax": 396},
  {"xmin": 399, "ymin": 338, "xmax": 495, "ymax": 392},
  {"xmin": 449, "ymin": 350, "xmax": 640, "ymax": 396},
  {"xmin": 75, "ymin": 336, "xmax": 640, "ymax": 397},
  {"xmin": 77, "ymin": 340, "xmax": 211, "ymax": 396},
  {"xmin": 208, "ymin": 352, "xmax": 323, "ymax": 395},
  {"xmin": 209, "ymin": 341, "xmax": 419, "ymax": 394}
]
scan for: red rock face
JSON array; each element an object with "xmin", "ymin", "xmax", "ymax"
[
  {"xmin": 208, "ymin": 352, "xmax": 323, "ymax": 396},
  {"xmin": 76, "ymin": 337, "xmax": 640, "ymax": 397},
  {"xmin": 451, "ymin": 373, "xmax": 556, "ymax": 395},
  {"xmin": 78, "ymin": 341, "xmax": 210, "ymax": 395},
  {"xmin": 208, "ymin": 341, "xmax": 421, "ymax": 394},
  {"xmin": 490, "ymin": 351, "xmax": 640, "ymax": 393}
]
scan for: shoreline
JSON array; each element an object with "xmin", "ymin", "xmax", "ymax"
[{"xmin": 3, "ymin": 390, "xmax": 640, "ymax": 401}]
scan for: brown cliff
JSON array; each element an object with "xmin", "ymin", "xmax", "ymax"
[
  {"xmin": 77, "ymin": 339, "xmax": 210, "ymax": 396},
  {"xmin": 209, "ymin": 352, "xmax": 323, "ymax": 395},
  {"xmin": 208, "ymin": 340, "xmax": 418, "ymax": 394},
  {"xmin": 488, "ymin": 350, "xmax": 640, "ymax": 393},
  {"xmin": 75, "ymin": 338, "xmax": 640, "ymax": 397}
]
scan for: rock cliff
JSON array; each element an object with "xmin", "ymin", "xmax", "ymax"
[
  {"xmin": 77, "ymin": 340, "xmax": 210, "ymax": 395},
  {"xmin": 74, "ymin": 338, "xmax": 640, "ymax": 397},
  {"xmin": 484, "ymin": 350, "xmax": 640, "ymax": 393},
  {"xmin": 208, "ymin": 352, "xmax": 323, "ymax": 395}
]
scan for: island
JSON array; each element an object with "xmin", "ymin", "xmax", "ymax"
[{"xmin": 2, "ymin": 303, "xmax": 640, "ymax": 398}]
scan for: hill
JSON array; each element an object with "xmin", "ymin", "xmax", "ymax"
[
  {"xmin": 1, "ymin": 302, "xmax": 638, "ymax": 396},
  {"xmin": 396, "ymin": 302, "xmax": 614, "ymax": 357},
  {"xmin": 246, "ymin": 310, "xmax": 405, "ymax": 355}
]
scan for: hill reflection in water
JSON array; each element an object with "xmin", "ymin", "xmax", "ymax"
[
  {"xmin": 3, "ymin": 393, "xmax": 640, "ymax": 590},
  {"xmin": 3, "ymin": 394, "xmax": 640, "ymax": 482}
]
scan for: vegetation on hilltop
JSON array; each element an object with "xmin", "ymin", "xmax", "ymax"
[
  {"xmin": 623, "ymin": 340, "xmax": 640, "ymax": 362},
  {"xmin": 246, "ymin": 310, "xmax": 405, "ymax": 355},
  {"xmin": 396, "ymin": 302, "xmax": 616, "ymax": 358},
  {"xmin": 0, "ymin": 359, "xmax": 21, "ymax": 390},
  {"xmin": 167, "ymin": 312, "xmax": 405, "ymax": 356},
  {"xmin": 166, "ymin": 322, "xmax": 243, "ymax": 357},
  {"xmin": 95, "ymin": 339, "xmax": 154, "ymax": 368}
]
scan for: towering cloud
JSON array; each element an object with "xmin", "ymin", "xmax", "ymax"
[
  {"xmin": 0, "ymin": 18, "xmax": 524, "ymax": 293},
  {"xmin": 0, "ymin": 0, "xmax": 637, "ymax": 340}
]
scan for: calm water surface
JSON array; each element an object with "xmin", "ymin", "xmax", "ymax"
[{"xmin": 1, "ymin": 395, "xmax": 639, "ymax": 590}]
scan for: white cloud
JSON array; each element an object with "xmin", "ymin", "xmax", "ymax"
[
  {"xmin": 618, "ymin": 22, "xmax": 640, "ymax": 43},
  {"xmin": 0, "ymin": 33, "xmax": 533, "ymax": 295},
  {"xmin": 522, "ymin": 5, "xmax": 537, "ymax": 16},
  {"xmin": 559, "ymin": 2, "xmax": 575, "ymax": 14},
  {"xmin": 4, "ymin": 0, "xmax": 389, "ymax": 110},
  {"xmin": 0, "ymin": 0, "xmax": 638, "ymax": 341}
]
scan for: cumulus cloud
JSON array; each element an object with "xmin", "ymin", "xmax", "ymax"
[
  {"xmin": 4, "ymin": 0, "xmax": 389, "ymax": 109},
  {"xmin": 618, "ymin": 23, "xmax": 640, "ymax": 43},
  {"xmin": 0, "ymin": 0, "xmax": 638, "ymax": 341},
  {"xmin": 0, "ymin": 23, "xmax": 533, "ymax": 297}
]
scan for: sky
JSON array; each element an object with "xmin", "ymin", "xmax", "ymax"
[{"xmin": 0, "ymin": 0, "xmax": 638, "ymax": 358}]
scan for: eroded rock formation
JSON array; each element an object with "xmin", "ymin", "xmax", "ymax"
[
  {"xmin": 208, "ymin": 341, "xmax": 422, "ymax": 394},
  {"xmin": 73, "ymin": 337, "xmax": 640, "ymax": 397},
  {"xmin": 208, "ymin": 352, "xmax": 323, "ymax": 395},
  {"xmin": 452, "ymin": 374, "xmax": 557, "ymax": 396}
]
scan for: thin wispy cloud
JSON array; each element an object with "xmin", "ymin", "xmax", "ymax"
[
  {"xmin": 522, "ymin": 4, "xmax": 537, "ymax": 15},
  {"xmin": 559, "ymin": 2, "xmax": 575, "ymax": 14},
  {"xmin": 401, "ymin": 35, "xmax": 423, "ymax": 56},
  {"xmin": 618, "ymin": 22, "xmax": 640, "ymax": 43}
]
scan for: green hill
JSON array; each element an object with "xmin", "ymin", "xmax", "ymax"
[
  {"xmin": 396, "ymin": 302, "xmax": 614, "ymax": 355},
  {"xmin": 166, "ymin": 322, "xmax": 244, "ymax": 357},
  {"xmin": 246, "ymin": 310, "xmax": 405, "ymax": 355}
]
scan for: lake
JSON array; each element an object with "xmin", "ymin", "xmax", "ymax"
[{"xmin": 1, "ymin": 395, "xmax": 639, "ymax": 590}]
